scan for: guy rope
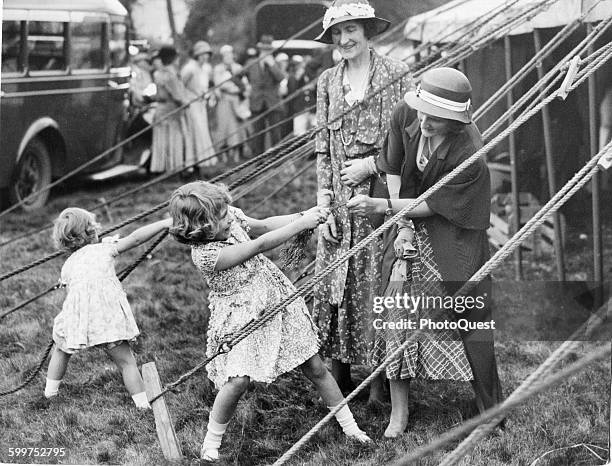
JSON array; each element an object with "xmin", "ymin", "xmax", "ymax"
[
  {"xmin": 0, "ymin": 0, "xmax": 559, "ymax": 284},
  {"xmin": 0, "ymin": 17, "xmax": 324, "ymax": 219},
  {"xmin": 0, "ymin": 230, "xmax": 168, "ymax": 397},
  {"xmin": 273, "ymin": 55, "xmax": 612, "ymax": 465},
  {"xmin": 0, "ymin": 0, "xmax": 554, "ymax": 251}
]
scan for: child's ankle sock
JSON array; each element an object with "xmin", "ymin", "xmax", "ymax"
[
  {"xmin": 330, "ymin": 403, "xmax": 372, "ymax": 443},
  {"xmin": 131, "ymin": 391, "xmax": 151, "ymax": 409},
  {"xmin": 201, "ymin": 416, "xmax": 229, "ymax": 461},
  {"xmin": 44, "ymin": 378, "xmax": 61, "ymax": 398}
]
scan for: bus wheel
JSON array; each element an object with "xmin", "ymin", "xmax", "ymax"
[{"xmin": 9, "ymin": 138, "xmax": 52, "ymax": 211}]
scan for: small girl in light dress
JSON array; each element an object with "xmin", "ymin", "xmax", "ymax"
[
  {"xmin": 168, "ymin": 181, "xmax": 371, "ymax": 462},
  {"xmin": 44, "ymin": 207, "xmax": 172, "ymax": 408}
]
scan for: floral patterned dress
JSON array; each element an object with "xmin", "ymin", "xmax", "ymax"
[
  {"xmin": 53, "ymin": 240, "xmax": 139, "ymax": 354},
  {"xmin": 191, "ymin": 207, "xmax": 319, "ymax": 389},
  {"xmin": 313, "ymin": 50, "xmax": 411, "ymax": 364}
]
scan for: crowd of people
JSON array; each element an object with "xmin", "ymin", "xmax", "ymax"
[
  {"xmin": 43, "ymin": 0, "xmax": 506, "ymax": 462},
  {"xmin": 128, "ymin": 37, "xmax": 326, "ymax": 174}
]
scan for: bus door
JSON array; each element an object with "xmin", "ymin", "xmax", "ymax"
[{"xmin": 66, "ymin": 11, "xmax": 112, "ymax": 169}]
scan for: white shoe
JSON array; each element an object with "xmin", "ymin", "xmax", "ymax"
[
  {"xmin": 346, "ymin": 429, "xmax": 373, "ymax": 444},
  {"xmin": 200, "ymin": 446, "xmax": 219, "ymax": 462}
]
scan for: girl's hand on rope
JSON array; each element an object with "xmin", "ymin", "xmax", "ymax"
[
  {"xmin": 319, "ymin": 213, "xmax": 340, "ymax": 244},
  {"xmin": 346, "ymin": 194, "xmax": 382, "ymax": 217},
  {"xmin": 340, "ymin": 156, "xmax": 377, "ymax": 187},
  {"xmin": 299, "ymin": 207, "xmax": 328, "ymax": 230}
]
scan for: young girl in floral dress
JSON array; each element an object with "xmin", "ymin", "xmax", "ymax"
[
  {"xmin": 168, "ymin": 181, "xmax": 371, "ymax": 462},
  {"xmin": 45, "ymin": 207, "xmax": 171, "ymax": 408}
]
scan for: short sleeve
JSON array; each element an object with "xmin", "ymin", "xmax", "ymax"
[
  {"xmin": 377, "ymin": 102, "xmax": 415, "ymax": 175},
  {"xmin": 229, "ymin": 206, "xmax": 250, "ymax": 233},
  {"xmin": 100, "ymin": 236, "xmax": 120, "ymax": 257},
  {"xmin": 192, "ymin": 242, "xmax": 224, "ymax": 275}
]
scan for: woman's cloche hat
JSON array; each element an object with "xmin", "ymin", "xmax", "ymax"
[
  {"xmin": 404, "ymin": 67, "xmax": 473, "ymax": 124},
  {"xmin": 315, "ymin": 0, "xmax": 390, "ymax": 44},
  {"xmin": 193, "ymin": 40, "xmax": 212, "ymax": 57}
]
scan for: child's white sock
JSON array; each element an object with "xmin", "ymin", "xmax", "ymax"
[
  {"xmin": 201, "ymin": 416, "xmax": 229, "ymax": 461},
  {"xmin": 44, "ymin": 378, "xmax": 61, "ymax": 398},
  {"xmin": 330, "ymin": 403, "xmax": 372, "ymax": 443},
  {"xmin": 131, "ymin": 391, "xmax": 151, "ymax": 409}
]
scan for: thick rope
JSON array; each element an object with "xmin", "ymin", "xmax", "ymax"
[
  {"xmin": 0, "ymin": 229, "xmax": 169, "ymax": 397},
  {"xmin": 382, "ymin": 0, "xmax": 474, "ymax": 57},
  {"xmin": 393, "ymin": 339, "xmax": 612, "ymax": 465},
  {"xmin": 0, "ymin": 149, "xmax": 311, "ymax": 321},
  {"xmin": 0, "ymin": 283, "xmax": 61, "ymax": 322},
  {"xmin": 272, "ymin": 46, "xmax": 612, "ymax": 464},
  {"xmin": 414, "ymin": 0, "xmax": 560, "ymax": 76},
  {"xmin": 2, "ymin": 0, "xmax": 575, "ymax": 407},
  {"xmin": 0, "ymin": 339, "xmax": 55, "ymax": 397},
  {"xmin": 436, "ymin": 132, "xmax": 612, "ymax": 466},
  {"xmin": 473, "ymin": 17, "xmax": 583, "ymax": 121},
  {"xmin": 230, "ymin": 144, "xmax": 313, "ymax": 200},
  {"xmin": 483, "ymin": 15, "xmax": 612, "ymax": 139},
  {"xmin": 0, "ymin": 0, "xmax": 526, "ymax": 252},
  {"xmin": 0, "ymin": 18, "xmax": 323, "ymax": 219},
  {"xmin": 0, "ymin": 0, "xmax": 538, "ymax": 255},
  {"xmin": 275, "ymin": 129, "xmax": 612, "ymax": 466},
  {"xmin": 146, "ymin": 0, "xmax": 574, "ymax": 407},
  {"xmin": 474, "ymin": 0, "xmax": 606, "ymax": 123},
  {"xmin": 406, "ymin": 296, "xmax": 612, "ymax": 466},
  {"xmin": 256, "ymin": 159, "xmax": 316, "ymax": 207},
  {"xmin": 0, "ymin": 131, "xmax": 313, "ymax": 283},
  {"xmin": 0, "ymin": 102, "xmax": 317, "ymax": 250}
]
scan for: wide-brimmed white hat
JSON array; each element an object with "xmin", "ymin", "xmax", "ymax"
[
  {"xmin": 315, "ymin": 0, "xmax": 390, "ymax": 44},
  {"xmin": 404, "ymin": 67, "xmax": 473, "ymax": 124}
]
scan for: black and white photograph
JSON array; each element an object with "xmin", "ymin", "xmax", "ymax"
[{"xmin": 1, "ymin": 0, "xmax": 612, "ymax": 464}]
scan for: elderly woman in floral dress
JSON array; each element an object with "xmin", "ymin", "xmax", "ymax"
[{"xmin": 312, "ymin": 0, "xmax": 411, "ymax": 402}]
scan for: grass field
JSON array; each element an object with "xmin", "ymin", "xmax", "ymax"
[{"xmin": 0, "ymin": 160, "xmax": 611, "ymax": 465}]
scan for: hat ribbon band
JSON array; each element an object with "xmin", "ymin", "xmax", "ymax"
[{"xmin": 416, "ymin": 85, "xmax": 470, "ymax": 112}]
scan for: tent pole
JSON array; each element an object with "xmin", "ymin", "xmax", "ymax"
[
  {"xmin": 504, "ymin": 35, "xmax": 522, "ymax": 280},
  {"xmin": 587, "ymin": 24, "xmax": 603, "ymax": 287},
  {"xmin": 586, "ymin": 25, "xmax": 607, "ymax": 457},
  {"xmin": 533, "ymin": 29, "xmax": 566, "ymax": 281}
]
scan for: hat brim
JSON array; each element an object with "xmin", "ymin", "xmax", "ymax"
[
  {"xmin": 314, "ymin": 16, "xmax": 390, "ymax": 44},
  {"xmin": 404, "ymin": 91, "xmax": 472, "ymax": 124}
]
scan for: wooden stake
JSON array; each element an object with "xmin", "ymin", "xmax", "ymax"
[{"xmin": 142, "ymin": 362, "xmax": 183, "ymax": 461}]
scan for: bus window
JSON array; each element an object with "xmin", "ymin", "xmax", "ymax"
[
  {"xmin": 110, "ymin": 23, "xmax": 128, "ymax": 68},
  {"xmin": 2, "ymin": 20, "xmax": 22, "ymax": 73},
  {"xmin": 71, "ymin": 22, "xmax": 104, "ymax": 70},
  {"xmin": 27, "ymin": 21, "xmax": 66, "ymax": 71}
]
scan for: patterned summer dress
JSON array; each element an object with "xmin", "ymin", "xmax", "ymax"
[
  {"xmin": 313, "ymin": 50, "xmax": 411, "ymax": 365},
  {"xmin": 53, "ymin": 240, "xmax": 140, "ymax": 354},
  {"xmin": 191, "ymin": 207, "xmax": 319, "ymax": 389}
]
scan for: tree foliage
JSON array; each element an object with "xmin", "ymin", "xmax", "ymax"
[{"xmin": 181, "ymin": 0, "xmax": 450, "ymax": 53}]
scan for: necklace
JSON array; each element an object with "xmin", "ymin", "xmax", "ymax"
[{"xmin": 340, "ymin": 64, "xmax": 370, "ymax": 147}]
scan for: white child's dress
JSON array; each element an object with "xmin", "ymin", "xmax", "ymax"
[
  {"xmin": 192, "ymin": 207, "xmax": 319, "ymax": 389},
  {"xmin": 53, "ymin": 240, "xmax": 140, "ymax": 353}
]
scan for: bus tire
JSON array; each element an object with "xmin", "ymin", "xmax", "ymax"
[{"xmin": 9, "ymin": 137, "xmax": 52, "ymax": 211}]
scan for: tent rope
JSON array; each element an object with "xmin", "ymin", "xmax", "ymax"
[{"xmin": 0, "ymin": 229, "xmax": 168, "ymax": 397}]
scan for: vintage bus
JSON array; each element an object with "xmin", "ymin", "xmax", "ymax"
[{"xmin": 1, "ymin": 0, "xmax": 131, "ymax": 210}]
